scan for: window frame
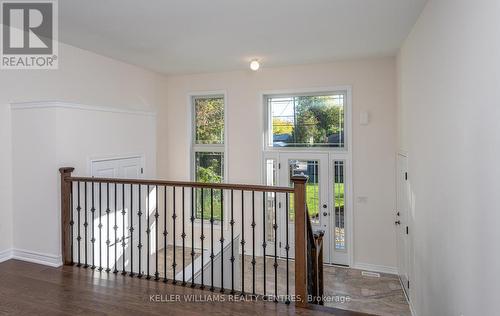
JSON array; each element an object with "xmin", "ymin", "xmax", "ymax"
[
  {"xmin": 189, "ymin": 91, "xmax": 228, "ymax": 224},
  {"xmin": 263, "ymin": 87, "xmax": 351, "ymax": 152},
  {"xmin": 260, "ymin": 86, "xmax": 353, "ymax": 266}
]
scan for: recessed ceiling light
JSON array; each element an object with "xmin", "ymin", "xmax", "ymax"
[{"xmin": 250, "ymin": 59, "xmax": 260, "ymax": 71}]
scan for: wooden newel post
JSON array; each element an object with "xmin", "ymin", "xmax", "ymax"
[
  {"xmin": 291, "ymin": 175, "xmax": 308, "ymax": 307},
  {"xmin": 60, "ymin": 167, "xmax": 74, "ymax": 265}
]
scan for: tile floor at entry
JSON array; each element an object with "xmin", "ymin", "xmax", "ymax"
[
  {"xmin": 242, "ymin": 256, "xmax": 410, "ymax": 316},
  {"xmin": 158, "ymin": 247, "xmax": 410, "ymax": 316}
]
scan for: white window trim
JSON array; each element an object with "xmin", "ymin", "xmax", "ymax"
[
  {"xmin": 260, "ymin": 86, "xmax": 354, "ymax": 267},
  {"xmin": 261, "ymin": 86, "xmax": 352, "ymax": 153},
  {"xmin": 187, "ymin": 91, "xmax": 228, "ymax": 227}
]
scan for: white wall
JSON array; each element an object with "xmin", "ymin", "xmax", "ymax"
[
  {"xmin": 158, "ymin": 57, "xmax": 398, "ymax": 270},
  {"xmin": 0, "ymin": 105, "xmax": 13, "ymax": 258},
  {"xmin": 398, "ymin": 0, "xmax": 500, "ymax": 315},
  {"xmin": 11, "ymin": 104, "xmax": 156, "ymax": 263},
  {"xmin": 0, "ymin": 42, "xmax": 167, "ymax": 260}
]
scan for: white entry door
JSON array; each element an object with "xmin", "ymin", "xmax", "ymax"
[
  {"xmin": 279, "ymin": 153, "xmax": 329, "ymax": 261},
  {"xmin": 266, "ymin": 152, "xmax": 349, "ymax": 265},
  {"xmin": 396, "ymin": 154, "xmax": 410, "ymax": 295}
]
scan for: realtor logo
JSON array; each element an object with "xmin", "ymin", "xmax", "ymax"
[{"xmin": 1, "ymin": 0, "xmax": 58, "ymax": 69}]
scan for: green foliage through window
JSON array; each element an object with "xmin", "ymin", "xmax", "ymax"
[
  {"xmin": 269, "ymin": 93, "xmax": 345, "ymax": 147},
  {"xmin": 195, "ymin": 152, "xmax": 223, "ymax": 220},
  {"xmin": 194, "ymin": 96, "xmax": 224, "ymax": 144}
]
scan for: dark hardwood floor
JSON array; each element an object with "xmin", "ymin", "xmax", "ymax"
[{"xmin": 0, "ymin": 259, "xmax": 375, "ymax": 316}]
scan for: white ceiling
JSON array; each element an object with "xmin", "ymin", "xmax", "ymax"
[{"xmin": 59, "ymin": 0, "xmax": 427, "ymax": 75}]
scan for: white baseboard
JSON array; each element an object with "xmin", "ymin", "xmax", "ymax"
[
  {"xmin": 409, "ymin": 301, "xmax": 417, "ymax": 316},
  {"xmin": 0, "ymin": 248, "xmax": 13, "ymax": 263},
  {"xmin": 398, "ymin": 276, "xmax": 417, "ymax": 316},
  {"xmin": 352, "ymin": 262, "xmax": 398, "ymax": 275},
  {"xmin": 10, "ymin": 248, "xmax": 62, "ymax": 267}
]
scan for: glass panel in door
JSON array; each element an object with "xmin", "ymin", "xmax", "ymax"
[
  {"xmin": 277, "ymin": 153, "xmax": 331, "ymax": 262},
  {"xmin": 288, "ymin": 159, "xmax": 321, "ymax": 224},
  {"xmin": 331, "ymin": 159, "xmax": 348, "ymax": 265}
]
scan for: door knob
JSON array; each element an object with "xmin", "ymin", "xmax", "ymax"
[
  {"xmin": 323, "ymin": 212, "xmax": 328, "ymax": 216},
  {"xmin": 395, "ymin": 220, "xmax": 401, "ymax": 225}
]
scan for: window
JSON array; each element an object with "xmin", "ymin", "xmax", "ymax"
[
  {"xmin": 266, "ymin": 92, "xmax": 346, "ymax": 148},
  {"xmin": 194, "ymin": 95, "xmax": 224, "ymax": 144},
  {"xmin": 265, "ymin": 159, "xmax": 277, "ymax": 242},
  {"xmin": 288, "ymin": 159, "xmax": 320, "ymax": 224},
  {"xmin": 334, "ymin": 160, "xmax": 345, "ymax": 250},
  {"xmin": 191, "ymin": 95, "xmax": 225, "ymax": 221}
]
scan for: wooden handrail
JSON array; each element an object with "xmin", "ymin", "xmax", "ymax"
[
  {"xmin": 68, "ymin": 176, "xmax": 294, "ymax": 193},
  {"xmin": 60, "ymin": 168, "xmax": 315, "ymax": 309},
  {"xmin": 292, "ymin": 175, "xmax": 308, "ymax": 307}
]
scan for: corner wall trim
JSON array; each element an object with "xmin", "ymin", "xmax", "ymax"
[
  {"xmin": 11, "ymin": 249, "xmax": 62, "ymax": 267},
  {"xmin": 353, "ymin": 262, "xmax": 398, "ymax": 275},
  {"xmin": 0, "ymin": 248, "xmax": 13, "ymax": 263},
  {"xmin": 399, "ymin": 277, "xmax": 418, "ymax": 316}
]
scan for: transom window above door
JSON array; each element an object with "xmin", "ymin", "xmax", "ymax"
[{"xmin": 265, "ymin": 91, "xmax": 347, "ymax": 149}]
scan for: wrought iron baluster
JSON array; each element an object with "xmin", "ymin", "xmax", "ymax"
[
  {"xmin": 251, "ymin": 191, "xmax": 256, "ymax": 295},
  {"xmin": 106, "ymin": 183, "xmax": 111, "ymax": 273},
  {"xmin": 190, "ymin": 187, "xmax": 195, "ymax": 288},
  {"xmin": 146, "ymin": 185, "xmax": 151, "ymax": 279},
  {"xmin": 181, "ymin": 187, "xmax": 186, "ymax": 285},
  {"xmin": 262, "ymin": 191, "xmax": 267, "ymax": 297},
  {"xmin": 129, "ymin": 184, "xmax": 134, "ymax": 277},
  {"xmin": 70, "ymin": 182, "xmax": 74, "ymax": 265},
  {"xmin": 113, "ymin": 183, "xmax": 118, "ymax": 273},
  {"xmin": 137, "ymin": 184, "xmax": 143, "ymax": 278},
  {"xmin": 200, "ymin": 188, "xmax": 204, "ymax": 289},
  {"xmin": 84, "ymin": 182, "xmax": 88, "ymax": 268},
  {"xmin": 210, "ymin": 188, "xmax": 214, "ymax": 292},
  {"xmin": 163, "ymin": 186, "xmax": 167, "ymax": 282},
  {"xmin": 230, "ymin": 189, "xmax": 235, "ymax": 294},
  {"xmin": 155, "ymin": 185, "xmax": 159, "ymax": 281},
  {"xmin": 273, "ymin": 193, "xmax": 278, "ymax": 301},
  {"xmin": 285, "ymin": 193, "xmax": 290, "ymax": 304},
  {"xmin": 121, "ymin": 183, "xmax": 126, "ymax": 275},
  {"xmin": 91, "ymin": 183, "xmax": 95, "ymax": 270},
  {"xmin": 241, "ymin": 190, "xmax": 245, "ymax": 294},
  {"xmin": 220, "ymin": 189, "xmax": 224, "ymax": 293},
  {"xmin": 98, "ymin": 183, "xmax": 102, "ymax": 271},
  {"xmin": 76, "ymin": 181, "xmax": 81, "ymax": 267},
  {"xmin": 172, "ymin": 186, "xmax": 177, "ymax": 284}
]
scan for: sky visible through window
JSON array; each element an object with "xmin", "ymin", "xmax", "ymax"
[{"xmin": 269, "ymin": 93, "xmax": 345, "ymax": 147}]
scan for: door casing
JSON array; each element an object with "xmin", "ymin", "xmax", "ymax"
[
  {"xmin": 396, "ymin": 153, "xmax": 410, "ymax": 296},
  {"xmin": 263, "ymin": 150, "xmax": 352, "ymax": 266}
]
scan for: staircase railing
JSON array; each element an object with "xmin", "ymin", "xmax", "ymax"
[
  {"xmin": 59, "ymin": 168, "xmax": 321, "ymax": 308},
  {"xmin": 306, "ymin": 210, "xmax": 325, "ymax": 305}
]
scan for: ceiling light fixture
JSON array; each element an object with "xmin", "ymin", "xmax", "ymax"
[{"xmin": 250, "ymin": 59, "xmax": 260, "ymax": 71}]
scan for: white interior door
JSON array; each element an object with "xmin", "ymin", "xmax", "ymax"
[
  {"xmin": 89, "ymin": 156, "xmax": 145, "ymax": 273},
  {"xmin": 91, "ymin": 156, "xmax": 144, "ymax": 179},
  {"xmin": 396, "ymin": 154, "xmax": 410, "ymax": 295}
]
